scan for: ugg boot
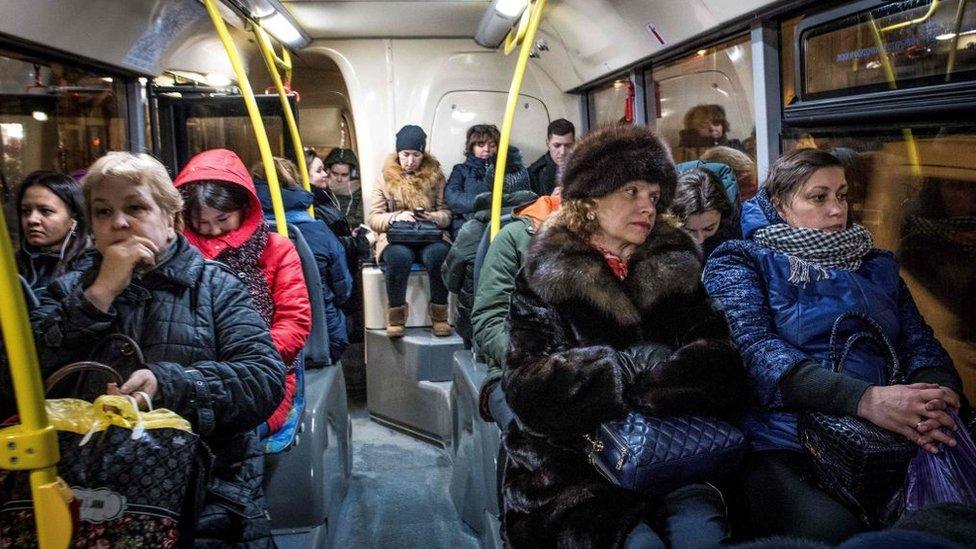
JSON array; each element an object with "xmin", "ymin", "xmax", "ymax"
[
  {"xmin": 429, "ymin": 303, "xmax": 452, "ymax": 337},
  {"xmin": 387, "ymin": 304, "xmax": 408, "ymax": 338}
]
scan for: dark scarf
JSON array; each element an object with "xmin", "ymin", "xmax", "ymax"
[
  {"xmin": 754, "ymin": 223, "xmax": 873, "ymax": 285},
  {"xmin": 216, "ymin": 222, "xmax": 274, "ymax": 327}
]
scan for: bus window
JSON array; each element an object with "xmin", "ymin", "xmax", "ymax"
[
  {"xmin": 783, "ymin": 128, "xmax": 976, "ymax": 402},
  {"xmin": 650, "ymin": 35, "xmax": 756, "ymax": 165},
  {"xmin": 185, "ymin": 115, "xmax": 284, "ymax": 171},
  {"xmin": 800, "ymin": 0, "xmax": 976, "ymax": 100},
  {"xmin": 587, "ymin": 76, "xmax": 632, "ymax": 127},
  {"xmin": 0, "ymin": 47, "xmax": 127, "ymax": 239},
  {"xmin": 782, "ymin": 15, "xmax": 803, "ymax": 107}
]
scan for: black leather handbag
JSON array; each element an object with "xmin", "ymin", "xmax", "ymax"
[
  {"xmin": 798, "ymin": 311, "xmax": 915, "ymax": 525},
  {"xmin": 386, "ymin": 220, "xmax": 443, "ymax": 245},
  {"xmin": 585, "ymin": 413, "xmax": 746, "ymax": 494}
]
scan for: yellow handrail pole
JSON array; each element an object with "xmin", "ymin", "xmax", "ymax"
[
  {"xmin": 254, "ymin": 24, "xmax": 315, "ymax": 217},
  {"xmin": 880, "ymin": 0, "xmax": 940, "ymax": 32},
  {"xmin": 0, "ymin": 206, "xmax": 73, "ymax": 548},
  {"xmin": 490, "ymin": 0, "xmax": 547, "ymax": 240},
  {"xmin": 282, "ymin": 48, "xmax": 294, "ymax": 88},
  {"xmin": 202, "ymin": 0, "xmax": 288, "ymax": 237}
]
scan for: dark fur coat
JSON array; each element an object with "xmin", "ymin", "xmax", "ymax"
[{"xmin": 501, "ymin": 215, "xmax": 749, "ymax": 548}]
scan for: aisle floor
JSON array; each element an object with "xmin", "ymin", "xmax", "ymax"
[{"xmin": 331, "ymin": 402, "xmax": 481, "ymax": 548}]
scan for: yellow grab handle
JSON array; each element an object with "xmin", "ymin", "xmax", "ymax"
[
  {"xmin": 202, "ymin": 0, "xmax": 288, "ymax": 237},
  {"xmin": 490, "ymin": 0, "xmax": 547, "ymax": 240}
]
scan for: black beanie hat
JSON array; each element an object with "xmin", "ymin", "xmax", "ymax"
[
  {"xmin": 396, "ymin": 125, "xmax": 427, "ymax": 152},
  {"xmin": 561, "ymin": 124, "xmax": 677, "ymax": 211}
]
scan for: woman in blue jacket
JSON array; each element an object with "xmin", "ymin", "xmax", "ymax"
[
  {"xmin": 703, "ymin": 149, "xmax": 964, "ymax": 544},
  {"xmin": 253, "ymin": 158, "xmax": 353, "ymax": 363}
]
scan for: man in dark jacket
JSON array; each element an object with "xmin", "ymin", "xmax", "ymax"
[
  {"xmin": 527, "ymin": 118, "xmax": 575, "ymax": 197},
  {"xmin": 441, "ymin": 190, "xmax": 536, "ymax": 347}
]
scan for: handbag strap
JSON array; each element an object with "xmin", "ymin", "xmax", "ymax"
[
  {"xmin": 827, "ymin": 311, "xmax": 904, "ymax": 383},
  {"xmin": 44, "ymin": 361, "xmax": 124, "ymax": 395}
]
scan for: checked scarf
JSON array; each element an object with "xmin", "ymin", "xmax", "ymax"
[
  {"xmin": 216, "ymin": 222, "xmax": 275, "ymax": 327},
  {"xmin": 754, "ymin": 223, "xmax": 873, "ymax": 285}
]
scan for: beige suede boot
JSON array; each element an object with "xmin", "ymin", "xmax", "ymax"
[
  {"xmin": 387, "ymin": 304, "xmax": 408, "ymax": 338},
  {"xmin": 428, "ymin": 303, "xmax": 452, "ymax": 337}
]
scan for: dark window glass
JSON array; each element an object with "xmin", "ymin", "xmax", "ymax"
[{"xmin": 802, "ymin": 0, "xmax": 976, "ymax": 99}]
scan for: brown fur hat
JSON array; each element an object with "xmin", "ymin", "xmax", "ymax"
[{"xmin": 561, "ymin": 124, "xmax": 677, "ymax": 210}]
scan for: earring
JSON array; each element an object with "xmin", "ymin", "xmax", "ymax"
[{"xmin": 586, "ymin": 211, "xmax": 596, "ymax": 221}]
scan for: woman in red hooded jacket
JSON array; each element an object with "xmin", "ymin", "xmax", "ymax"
[{"xmin": 174, "ymin": 149, "xmax": 311, "ymax": 435}]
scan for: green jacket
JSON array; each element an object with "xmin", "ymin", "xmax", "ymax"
[{"xmin": 471, "ymin": 195, "xmax": 560, "ymax": 413}]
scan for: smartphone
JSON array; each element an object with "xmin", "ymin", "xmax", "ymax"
[{"xmin": 413, "ymin": 206, "xmax": 428, "ymax": 219}]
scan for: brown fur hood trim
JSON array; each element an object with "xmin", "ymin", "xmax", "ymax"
[
  {"xmin": 381, "ymin": 152, "xmax": 444, "ymax": 211},
  {"xmin": 523, "ymin": 215, "xmax": 703, "ymax": 326}
]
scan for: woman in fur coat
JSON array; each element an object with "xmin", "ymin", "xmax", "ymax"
[
  {"xmin": 502, "ymin": 124, "xmax": 749, "ymax": 548},
  {"xmin": 366, "ymin": 125, "xmax": 453, "ymax": 337}
]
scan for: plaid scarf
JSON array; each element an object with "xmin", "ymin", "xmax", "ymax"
[
  {"xmin": 216, "ymin": 222, "xmax": 274, "ymax": 326},
  {"xmin": 754, "ymin": 223, "xmax": 873, "ymax": 285}
]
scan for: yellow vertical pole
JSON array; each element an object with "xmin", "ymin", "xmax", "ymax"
[
  {"xmin": 202, "ymin": 0, "xmax": 288, "ymax": 237},
  {"xmin": 490, "ymin": 0, "xmax": 547, "ymax": 240},
  {"xmin": 0, "ymin": 205, "xmax": 73, "ymax": 548},
  {"xmin": 254, "ymin": 24, "xmax": 315, "ymax": 217}
]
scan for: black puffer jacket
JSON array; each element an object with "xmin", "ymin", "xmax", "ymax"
[
  {"xmin": 502, "ymin": 216, "xmax": 749, "ymax": 548},
  {"xmin": 32, "ymin": 235, "xmax": 285, "ymax": 547}
]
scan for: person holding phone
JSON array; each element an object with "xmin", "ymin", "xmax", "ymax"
[{"xmin": 366, "ymin": 125, "xmax": 453, "ymax": 337}]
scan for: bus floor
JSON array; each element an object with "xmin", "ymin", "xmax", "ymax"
[{"xmin": 331, "ymin": 398, "xmax": 480, "ymax": 548}]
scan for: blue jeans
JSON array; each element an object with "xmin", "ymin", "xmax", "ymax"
[
  {"xmin": 624, "ymin": 484, "xmax": 729, "ymax": 549},
  {"xmin": 381, "ymin": 242, "xmax": 450, "ymax": 307}
]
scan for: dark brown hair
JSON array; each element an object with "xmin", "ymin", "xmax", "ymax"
[
  {"xmin": 765, "ymin": 148, "xmax": 844, "ymax": 205},
  {"xmin": 465, "ymin": 124, "xmax": 501, "ymax": 155},
  {"xmin": 547, "ymin": 118, "xmax": 575, "ymax": 139},
  {"xmin": 181, "ymin": 181, "xmax": 251, "ymax": 228},
  {"xmin": 16, "ymin": 171, "xmax": 89, "ymax": 276},
  {"xmin": 670, "ymin": 168, "xmax": 733, "ymax": 221}
]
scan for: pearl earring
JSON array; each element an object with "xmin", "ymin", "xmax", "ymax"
[{"xmin": 586, "ymin": 212, "xmax": 596, "ymax": 221}]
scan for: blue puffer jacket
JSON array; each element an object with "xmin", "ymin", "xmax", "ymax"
[
  {"xmin": 445, "ymin": 148, "xmax": 530, "ymax": 218},
  {"xmin": 255, "ymin": 179, "xmax": 352, "ymax": 362},
  {"xmin": 703, "ymin": 188, "xmax": 957, "ymax": 451}
]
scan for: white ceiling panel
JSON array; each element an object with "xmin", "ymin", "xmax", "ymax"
[{"xmin": 283, "ymin": 1, "xmax": 488, "ymax": 38}]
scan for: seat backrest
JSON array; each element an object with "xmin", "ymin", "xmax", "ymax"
[{"xmin": 273, "ymin": 221, "xmax": 331, "ymax": 368}]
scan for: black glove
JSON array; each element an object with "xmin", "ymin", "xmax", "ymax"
[{"xmin": 617, "ymin": 343, "xmax": 672, "ymax": 386}]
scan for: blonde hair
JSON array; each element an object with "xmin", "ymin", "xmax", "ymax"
[
  {"xmin": 82, "ymin": 152, "xmax": 184, "ymax": 230},
  {"xmin": 701, "ymin": 146, "xmax": 755, "ymax": 180},
  {"xmin": 559, "ymin": 198, "xmax": 600, "ymax": 240},
  {"xmin": 251, "ymin": 157, "xmax": 302, "ymax": 190}
]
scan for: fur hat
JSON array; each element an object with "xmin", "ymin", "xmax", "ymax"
[{"xmin": 561, "ymin": 124, "xmax": 677, "ymax": 210}]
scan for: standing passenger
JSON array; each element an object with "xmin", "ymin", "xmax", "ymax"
[
  {"xmin": 527, "ymin": 118, "xmax": 576, "ymax": 196},
  {"xmin": 366, "ymin": 125, "xmax": 453, "ymax": 337},
  {"xmin": 501, "ymin": 124, "xmax": 748, "ymax": 548},
  {"xmin": 703, "ymin": 149, "xmax": 964, "ymax": 544},
  {"xmin": 16, "ymin": 171, "xmax": 94, "ymax": 292},
  {"xmin": 32, "ymin": 152, "xmax": 285, "ymax": 546},
  {"xmin": 175, "ymin": 149, "xmax": 311, "ymax": 437}
]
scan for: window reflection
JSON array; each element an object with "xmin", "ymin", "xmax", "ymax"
[
  {"xmin": 783, "ymin": 130, "xmax": 976, "ymax": 401},
  {"xmin": 588, "ymin": 77, "xmax": 633, "ymax": 127}
]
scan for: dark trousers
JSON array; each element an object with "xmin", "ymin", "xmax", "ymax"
[
  {"xmin": 381, "ymin": 241, "xmax": 450, "ymax": 307},
  {"xmin": 623, "ymin": 484, "xmax": 730, "ymax": 549},
  {"xmin": 741, "ymin": 450, "xmax": 867, "ymax": 544}
]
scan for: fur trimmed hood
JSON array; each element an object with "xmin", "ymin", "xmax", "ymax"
[
  {"xmin": 381, "ymin": 152, "xmax": 444, "ymax": 210},
  {"xmin": 523, "ymin": 215, "xmax": 703, "ymax": 326}
]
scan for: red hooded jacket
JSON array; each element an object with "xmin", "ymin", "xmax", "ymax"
[{"xmin": 174, "ymin": 149, "xmax": 311, "ymax": 433}]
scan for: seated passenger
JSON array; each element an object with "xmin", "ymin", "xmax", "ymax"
[
  {"xmin": 366, "ymin": 125, "xmax": 452, "ymax": 338},
  {"xmin": 703, "ymin": 149, "xmax": 964, "ymax": 544},
  {"xmin": 670, "ymin": 168, "xmax": 741, "ymax": 258},
  {"xmin": 701, "ymin": 145, "xmax": 758, "ymax": 202},
  {"xmin": 174, "ymin": 149, "xmax": 311, "ymax": 437},
  {"xmin": 527, "ymin": 118, "xmax": 575, "ymax": 196},
  {"xmin": 674, "ymin": 104, "xmax": 744, "ymax": 163},
  {"xmin": 445, "ymin": 124, "xmax": 531, "ymax": 236},
  {"xmin": 502, "ymin": 124, "xmax": 748, "ymax": 548},
  {"xmin": 31, "ymin": 152, "xmax": 285, "ymax": 545},
  {"xmin": 323, "ymin": 147, "xmax": 363, "ymax": 229},
  {"xmin": 252, "ymin": 157, "xmax": 353, "ymax": 364},
  {"xmin": 306, "ymin": 147, "xmax": 352, "ymax": 240},
  {"xmin": 16, "ymin": 171, "xmax": 94, "ymax": 293},
  {"xmin": 441, "ymin": 189, "xmax": 537, "ymax": 348}
]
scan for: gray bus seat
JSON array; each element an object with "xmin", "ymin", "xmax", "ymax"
[
  {"xmin": 365, "ymin": 327, "xmax": 465, "ymax": 444},
  {"xmin": 449, "ymin": 349, "xmax": 488, "ymax": 534},
  {"xmin": 266, "ymin": 365, "xmax": 352, "ymax": 548}
]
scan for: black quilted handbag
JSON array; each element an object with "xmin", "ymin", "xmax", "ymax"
[
  {"xmin": 386, "ymin": 220, "xmax": 444, "ymax": 245},
  {"xmin": 584, "ymin": 413, "xmax": 746, "ymax": 494},
  {"xmin": 798, "ymin": 311, "xmax": 914, "ymax": 525}
]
